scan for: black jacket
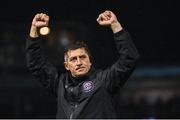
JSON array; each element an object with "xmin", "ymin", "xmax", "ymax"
[{"xmin": 26, "ymin": 29, "xmax": 140, "ymax": 119}]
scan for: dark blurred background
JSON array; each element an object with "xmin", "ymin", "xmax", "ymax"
[{"xmin": 0, "ymin": 0, "xmax": 180, "ymax": 118}]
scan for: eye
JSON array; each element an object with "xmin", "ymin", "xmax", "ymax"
[
  {"xmin": 70, "ymin": 57, "xmax": 77, "ymax": 62},
  {"xmin": 80, "ymin": 55, "xmax": 86, "ymax": 59}
]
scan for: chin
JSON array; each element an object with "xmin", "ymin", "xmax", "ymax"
[{"xmin": 76, "ymin": 72, "xmax": 87, "ymax": 77}]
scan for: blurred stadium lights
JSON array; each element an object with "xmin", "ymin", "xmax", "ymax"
[
  {"xmin": 39, "ymin": 27, "xmax": 50, "ymax": 36},
  {"xmin": 132, "ymin": 66, "xmax": 180, "ymax": 77},
  {"xmin": 57, "ymin": 30, "xmax": 75, "ymax": 48}
]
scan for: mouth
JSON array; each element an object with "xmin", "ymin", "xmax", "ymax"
[{"xmin": 76, "ymin": 67, "xmax": 85, "ymax": 71}]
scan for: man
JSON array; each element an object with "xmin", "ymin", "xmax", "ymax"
[{"xmin": 26, "ymin": 10, "xmax": 140, "ymax": 118}]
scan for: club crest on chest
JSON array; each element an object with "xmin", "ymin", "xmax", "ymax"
[{"xmin": 82, "ymin": 81, "xmax": 94, "ymax": 93}]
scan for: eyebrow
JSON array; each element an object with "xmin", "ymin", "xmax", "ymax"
[{"xmin": 69, "ymin": 54, "xmax": 87, "ymax": 60}]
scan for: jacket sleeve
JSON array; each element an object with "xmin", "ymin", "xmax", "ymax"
[
  {"xmin": 25, "ymin": 36, "xmax": 60, "ymax": 96},
  {"xmin": 101, "ymin": 29, "xmax": 140, "ymax": 94}
]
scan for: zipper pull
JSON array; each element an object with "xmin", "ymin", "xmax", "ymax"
[{"xmin": 70, "ymin": 104, "xmax": 78, "ymax": 119}]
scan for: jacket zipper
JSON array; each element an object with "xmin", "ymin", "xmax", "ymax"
[{"xmin": 70, "ymin": 104, "xmax": 78, "ymax": 119}]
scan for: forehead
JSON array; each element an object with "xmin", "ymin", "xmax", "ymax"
[{"xmin": 67, "ymin": 48, "xmax": 88, "ymax": 58}]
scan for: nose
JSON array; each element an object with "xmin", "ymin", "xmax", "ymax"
[{"xmin": 76, "ymin": 58, "xmax": 82, "ymax": 66}]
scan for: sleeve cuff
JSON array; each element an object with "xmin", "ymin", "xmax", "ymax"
[
  {"xmin": 113, "ymin": 29, "xmax": 126, "ymax": 37},
  {"xmin": 27, "ymin": 36, "xmax": 41, "ymax": 41}
]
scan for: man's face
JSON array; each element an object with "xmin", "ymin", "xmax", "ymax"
[{"xmin": 64, "ymin": 48, "xmax": 92, "ymax": 77}]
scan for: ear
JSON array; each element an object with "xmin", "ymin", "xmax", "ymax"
[
  {"xmin": 64, "ymin": 62, "xmax": 69, "ymax": 70},
  {"xmin": 89, "ymin": 62, "xmax": 92, "ymax": 67},
  {"xmin": 89, "ymin": 57, "xmax": 92, "ymax": 66}
]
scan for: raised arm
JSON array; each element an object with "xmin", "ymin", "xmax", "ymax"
[
  {"xmin": 26, "ymin": 13, "xmax": 60, "ymax": 95},
  {"xmin": 97, "ymin": 10, "xmax": 140, "ymax": 93}
]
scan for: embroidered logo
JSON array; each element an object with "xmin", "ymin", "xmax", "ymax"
[{"xmin": 82, "ymin": 81, "xmax": 94, "ymax": 92}]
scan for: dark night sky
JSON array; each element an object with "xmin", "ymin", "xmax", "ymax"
[{"xmin": 0, "ymin": 0, "xmax": 179, "ymax": 67}]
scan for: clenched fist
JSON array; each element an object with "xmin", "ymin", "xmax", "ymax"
[
  {"xmin": 30, "ymin": 13, "xmax": 49, "ymax": 38},
  {"xmin": 32, "ymin": 13, "xmax": 49, "ymax": 28},
  {"xmin": 96, "ymin": 10, "xmax": 122, "ymax": 33}
]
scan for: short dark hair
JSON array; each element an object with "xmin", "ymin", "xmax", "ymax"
[{"xmin": 64, "ymin": 41, "xmax": 91, "ymax": 62}]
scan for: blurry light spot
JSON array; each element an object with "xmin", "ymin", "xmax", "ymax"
[{"xmin": 40, "ymin": 27, "xmax": 50, "ymax": 35}]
